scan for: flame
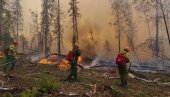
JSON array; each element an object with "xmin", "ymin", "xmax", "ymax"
[
  {"xmin": 38, "ymin": 55, "xmax": 83, "ymax": 71},
  {"xmin": 58, "ymin": 59, "xmax": 70, "ymax": 70},
  {"xmin": 58, "ymin": 56, "xmax": 83, "ymax": 70},
  {"xmin": 78, "ymin": 56, "xmax": 83, "ymax": 63},
  {"xmin": 39, "ymin": 58, "xmax": 53, "ymax": 64}
]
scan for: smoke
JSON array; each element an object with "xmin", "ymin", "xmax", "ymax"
[{"xmin": 60, "ymin": 18, "xmax": 116, "ymax": 58}]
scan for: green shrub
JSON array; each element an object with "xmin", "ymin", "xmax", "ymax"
[
  {"xmin": 19, "ymin": 74, "xmax": 60, "ymax": 97},
  {"xmin": 19, "ymin": 87, "xmax": 39, "ymax": 97},
  {"xmin": 36, "ymin": 74, "xmax": 60, "ymax": 94},
  {"xmin": 2, "ymin": 92, "xmax": 13, "ymax": 97}
]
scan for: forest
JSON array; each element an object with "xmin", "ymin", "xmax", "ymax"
[{"xmin": 0, "ymin": 0, "xmax": 170, "ymax": 97}]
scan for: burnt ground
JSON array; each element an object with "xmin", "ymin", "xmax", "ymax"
[{"xmin": 0, "ymin": 55, "xmax": 170, "ymax": 97}]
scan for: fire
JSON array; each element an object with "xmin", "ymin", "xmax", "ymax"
[
  {"xmin": 58, "ymin": 59, "xmax": 70, "ymax": 70},
  {"xmin": 78, "ymin": 56, "xmax": 83, "ymax": 64},
  {"xmin": 58, "ymin": 56, "xmax": 83, "ymax": 70},
  {"xmin": 39, "ymin": 58, "xmax": 53, "ymax": 65},
  {"xmin": 38, "ymin": 55, "xmax": 83, "ymax": 71}
]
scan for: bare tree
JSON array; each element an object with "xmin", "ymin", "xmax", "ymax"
[
  {"xmin": 30, "ymin": 10, "xmax": 40, "ymax": 52},
  {"xmin": 89, "ymin": 27, "xmax": 96, "ymax": 57},
  {"xmin": 111, "ymin": 0, "xmax": 121, "ymax": 53},
  {"xmin": 104, "ymin": 40, "xmax": 112, "ymax": 57},
  {"xmin": 133, "ymin": 0, "xmax": 170, "ymax": 58},
  {"xmin": 20, "ymin": 34, "xmax": 27, "ymax": 53},
  {"xmin": 157, "ymin": 0, "xmax": 170, "ymax": 46},
  {"xmin": 111, "ymin": 0, "xmax": 138, "ymax": 60},
  {"xmin": 54, "ymin": 0, "xmax": 64, "ymax": 55}
]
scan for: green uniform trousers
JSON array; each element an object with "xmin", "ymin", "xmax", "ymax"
[
  {"xmin": 67, "ymin": 61, "xmax": 78, "ymax": 80},
  {"xmin": 118, "ymin": 64, "xmax": 128, "ymax": 87},
  {"xmin": 4, "ymin": 55, "xmax": 16, "ymax": 71}
]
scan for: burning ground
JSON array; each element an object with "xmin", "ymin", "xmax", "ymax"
[{"xmin": 0, "ymin": 55, "xmax": 170, "ymax": 97}]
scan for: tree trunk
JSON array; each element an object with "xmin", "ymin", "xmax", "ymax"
[
  {"xmin": 57, "ymin": 0, "xmax": 61, "ymax": 56},
  {"xmin": 44, "ymin": 0, "xmax": 49, "ymax": 56}
]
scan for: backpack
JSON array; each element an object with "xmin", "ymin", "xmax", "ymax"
[
  {"xmin": 66, "ymin": 51, "xmax": 73, "ymax": 61},
  {"xmin": 116, "ymin": 53, "xmax": 126, "ymax": 65},
  {"xmin": 4, "ymin": 48, "xmax": 9, "ymax": 55}
]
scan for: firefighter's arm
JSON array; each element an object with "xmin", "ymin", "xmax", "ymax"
[
  {"xmin": 124, "ymin": 53, "xmax": 130, "ymax": 63},
  {"xmin": 13, "ymin": 48, "xmax": 18, "ymax": 55},
  {"xmin": 77, "ymin": 49, "xmax": 81, "ymax": 56}
]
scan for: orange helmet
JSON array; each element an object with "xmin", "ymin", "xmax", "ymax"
[
  {"xmin": 124, "ymin": 47, "xmax": 130, "ymax": 52},
  {"xmin": 13, "ymin": 41, "xmax": 18, "ymax": 46},
  {"xmin": 73, "ymin": 43, "xmax": 79, "ymax": 48}
]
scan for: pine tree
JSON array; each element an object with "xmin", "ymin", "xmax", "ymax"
[
  {"xmin": 2, "ymin": 11, "xmax": 13, "ymax": 49},
  {"xmin": 41, "ymin": 0, "xmax": 55, "ymax": 55},
  {"xmin": 69, "ymin": 0, "xmax": 80, "ymax": 45},
  {"xmin": 11, "ymin": 0, "xmax": 23, "ymax": 42},
  {"xmin": 0, "ymin": 0, "xmax": 8, "ymax": 44},
  {"xmin": 0, "ymin": 0, "xmax": 14, "ymax": 50}
]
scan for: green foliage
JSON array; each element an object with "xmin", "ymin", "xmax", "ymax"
[
  {"xmin": 19, "ymin": 87, "xmax": 39, "ymax": 97},
  {"xmin": 110, "ymin": 86, "xmax": 124, "ymax": 97},
  {"xmin": 19, "ymin": 74, "xmax": 60, "ymax": 97},
  {"xmin": 36, "ymin": 74, "xmax": 60, "ymax": 94},
  {"xmin": 2, "ymin": 92, "xmax": 13, "ymax": 97}
]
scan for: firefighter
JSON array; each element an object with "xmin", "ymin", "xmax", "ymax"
[
  {"xmin": 67, "ymin": 43, "xmax": 81, "ymax": 81},
  {"xmin": 118, "ymin": 47, "xmax": 130, "ymax": 87},
  {"xmin": 4, "ymin": 42, "xmax": 18, "ymax": 71}
]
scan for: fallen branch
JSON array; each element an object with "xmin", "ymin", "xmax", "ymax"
[
  {"xmin": 129, "ymin": 73, "xmax": 170, "ymax": 86},
  {"xmin": 108, "ymin": 77, "xmax": 119, "ymax": 79},
  {"xmin": 58, "ymin": 92, "xmax": 82, "ymax": 96},
  {"xmin": 79, "ymin": 83, "xmax": 94, "ymax": 87},
  {"xmin": 90, "ymin": 65, "xmax": 115, "ymax": 68},
  {"xmin": 0, "ymin": 87, "xmax": 26, "ymax": 92},
  {"xmin": 158, "ymin": 82, "xmax": 170, "ymax": 86},
  {"xmin": 26, "ymin": 73, "xmax": 41, "ymax": 76},
  {"xmin": 0, "ymin": 87, "xmax": 13, "ymax": 91}
]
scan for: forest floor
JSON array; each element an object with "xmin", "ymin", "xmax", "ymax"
[{"xmin": 0, "ymin": 55, "xmax": 170, "ymax": 97}]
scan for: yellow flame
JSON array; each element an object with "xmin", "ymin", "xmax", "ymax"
[
  {"xmin": 38, "ymin": 56, "xmax": 83, "ymax": 71},
  {"xmin": 39, "ymin": 58, "xmax": 53, "ymax": 64},
  {"xmin": 78, "ymin": 56, "xmax": 83, "ymax": 63},
  {"xmin": 58, "ymin": 59, "xmax": 70, "ymax": 70}
]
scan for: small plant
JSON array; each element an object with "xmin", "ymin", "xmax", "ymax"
[
  {"xmin": 19, "ymin": 87, "xmax": 39, "ymax": 97},
  {"xmin": 36, "ymin": 74, "xmax": 60, "ymax": 94},
  {"xmin": 2, "ymin": 92, "xmax": 13, "ymax": 97}
]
